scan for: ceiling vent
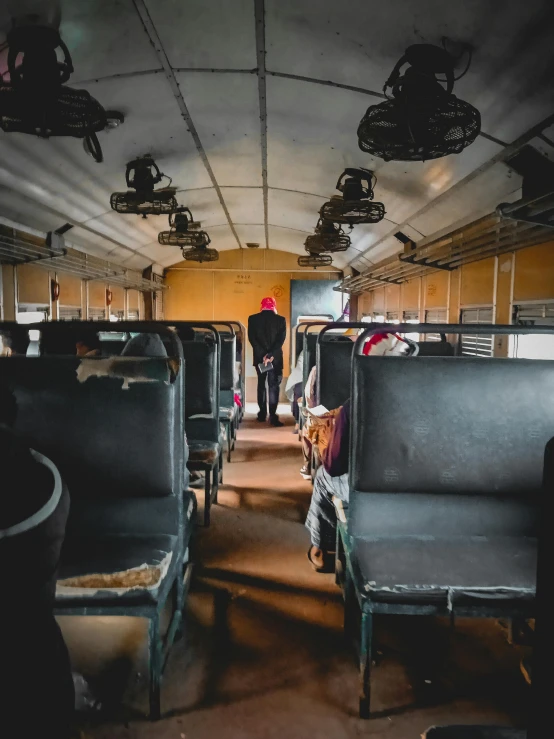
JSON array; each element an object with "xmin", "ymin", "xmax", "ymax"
[
  {"xmin": 0, "ymin": 17, "xmax": 120, "ymax": 163},
  {"xmin": 183, "ymin": 244, "xmax": 219, "ymax": 263},
  {"xmin": 357, "ymin": 42, "xmax": 480, "ymax": 162},
  {"xmin": 158, "ymin": 208, "xmax": 211, "ymax": 248},
  {"xmin": 304, "ymin": 219, "xmax": 351, "ymax": 254},
  {"xmin": 246, "ymin": 242, "xmax": 260, "ymax": 248},
  {"xmin": 298, "ymin": 254, "xmax": 333, "ymax": 268},
  {"xmin": 110, "ymin": 155, "xmax": 178, "ymax": 218},
  {"xmin": 320, "ymin": 168, "xmax": 385, "ymax": 227}
]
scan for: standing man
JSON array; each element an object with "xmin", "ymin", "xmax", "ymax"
[{"xmin": 248, "ymin": 296, "xmax": 287, "ymax": 427}]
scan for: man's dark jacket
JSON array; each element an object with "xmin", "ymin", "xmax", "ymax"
[{"xmin": 248, "ymin": 310, "xmax": 287, "ymax": 373}]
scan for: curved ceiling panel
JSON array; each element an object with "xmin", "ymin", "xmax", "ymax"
[{"xmin": 1, "ymin": 0, "xmax": 553, "ymax": 273}]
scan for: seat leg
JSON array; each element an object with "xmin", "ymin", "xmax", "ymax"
[
  {"xmin": 213, "ymin": 461, "xmax": 219, "ymax": 504},
  {"xmin": 204, "ymin": 467, "xmax": 211, "ymax": 527},
  {"xmin": 148, "ymin": 613, "xmax": 162, "ymax": 720},
  {"xmin": 359, "ymin": 609, "xmax": 373, "ymax": 719}
]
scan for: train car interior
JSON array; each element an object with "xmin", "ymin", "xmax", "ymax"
[{"xmin": 1, "ymin": 1, "xmax": 553, "ymax": 737}]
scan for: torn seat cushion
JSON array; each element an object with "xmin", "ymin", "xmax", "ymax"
[
  {"xmin": 353, "ymin": 535, "xmax": 537, "ymax": 607},
  {"xmin": 219, "ymin": 406, "xmax": 235, "ymax": 421},
  {"xmin": 56, "ymin": 534, "xmax": 178, "ymax": 606},
  {"xmin": 188, "ymin": 440, "xmax": 220, "ymax": 467}
]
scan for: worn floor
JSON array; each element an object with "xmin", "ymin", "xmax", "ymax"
[{"xmin": 62, "ymin": 404, "xmax": 530, "ymax": 738}]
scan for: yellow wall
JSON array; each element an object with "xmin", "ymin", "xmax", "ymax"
[
  {"xmin": 355, "ymin": 240, "xmax": 554, "ymax": 355},
  {"xmin": 165, "ymin": 248, "xmax": 342, "ymax": 387}
]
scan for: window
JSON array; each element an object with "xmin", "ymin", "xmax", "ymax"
[
  {"xmin": 425, "ymin": 308, "xmax": 447, "ymax": 341},
  {"xmin": 89, "ymin": 307, "xmax": 106, "ymax": 321},
  {"xmin": 402, "ymin": 311, "xmax": 420, "ymax": 341},
  {"xmin": 16, "ymin": 305, "xmax": 48, "ymax": 324},
  {"xmin": 510, "ymin": 302, "xmax": 554, "ymax": 360},
  {"xmin": 127, "ymin": 310, "xmax": 139, "ymax": 321},
  {"xmin": 59, "ymin": 306, "xmax": 82, "ymax": 321},
  {"xmin": 460, "ymin": 307, "xmax": 494, "ymax": 357},
  {"xmin": 386, "ymin": 311, "xmax": 400, "ymax": 324}
]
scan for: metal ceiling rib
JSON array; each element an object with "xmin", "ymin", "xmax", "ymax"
[
  {"xmin": 0, "ymin": 232, "xmax": 165, "ymax": 292},
  {"xmin": 131, "ymin": 0, "xmax": 243, "ymax": 249},
  {"xmin": 254, "ymin": 0, "xmax": 270, "ymax": 248}
]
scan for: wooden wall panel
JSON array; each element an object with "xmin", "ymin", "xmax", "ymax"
[
  {"xmin": 165, "ymin": 270, "xmax": 214, "ymax": 320},
  {"xmin": 513, "ymin": 241, "xmax": 554, "ymax": 302},
  {"xmin": 460, "ymin": 258, "xmax": 495, "ymax": 306},
  {"xmin": 401, "ymin": 279, "xmax": 420, "ymax": 311},
  {"xmin": 88, "ymin": 281, "xmax": 107, "ymax": 308},
  {"xmin": 17, "ymin": 264, "xmax": 50, "ymax": 304},
  {"xmin": 385, "ymin": 284, "xmax": 401, "ymax": 315},
  {"xmin": 495, "ymin": 255, "xmax": 514, "ymax": 357},
  {"xmin": 1, "ymin": 265, "xmax": 16, "ymax": 320},
  {"xmin": 128, "ymin": 290, "xmax": 140, "ymax": 310},
  {"xmin": 58, "ymin": 273, "xmax": 82, "ymax": 306},
  {"xmin": 358, "ymin": 291, "xmax": 373, "ymax": 317},
  {"xmin": 110, "ymin": 285, "xmax": 125, "ymax": 311},
  {"xmin": 372, "ymin": 287, "xmax": 385, "ymax": 314},
  {"xmin": 423, "ymin": 271, "xmax": 449, "ymax": 309}
]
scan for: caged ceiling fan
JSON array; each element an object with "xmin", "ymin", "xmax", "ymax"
[
  {"xmin": 297, "ymin": 253, "xmax": 333, "ymax": 268},
  {"xmin": 320, "ymin": 168, "xmax": 385, "ymax": 227},
  {"xmin": 304, "ymin": 219, "xmax": 351, "ymax": 255},
  {"xmin": 182, "ymin": 243, "xmax": 219, "ymax": 263},
  {"xmin": 357, "ymin": 42, "xmax": 480, "ymax": 162},
  {"xmin": 158, "ymin": 208, "xmax": 211, "ymax": 249},
  {"xmin": 0, "ymin": 12, "xmax": 122, "ymax": 163},
  {"xmin": 110, "ymin": 155, "xmax": 178, "ymax": 218}
]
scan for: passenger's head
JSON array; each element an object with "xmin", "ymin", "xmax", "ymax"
[
  {"xmin": 261, "ymin": 296, "xmax": 277, "ymax": 313},
  {"xmin": 75, "ymin": 330, "xmax": 101, "ymax": 357},
  {"xmin": 363, "ymin": 332, "xmax": 408, "ymax": 356},
  {"xmin": 0, "ymin": 384, "xmax": 17, "ymax": 428},
  {"xmin": 0, "ymin": 332, "xmax": 13, "ymax": 357},
  {"xmin": 121, "ymin": 333, "xmax": 168, "ymax": 357}
]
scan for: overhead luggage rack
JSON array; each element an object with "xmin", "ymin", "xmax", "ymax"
[
  {"xmin": 337, "ymin": 209, "xmax": 553, "ymax": 295},
  {"xmin": 0, "ymin": 230, "xmax": 166, "ymax": 293}
]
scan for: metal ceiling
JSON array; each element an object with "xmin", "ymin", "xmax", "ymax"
[{"xmin": 1, "ymin": 0, "xmax": 553, "ymax": 272}]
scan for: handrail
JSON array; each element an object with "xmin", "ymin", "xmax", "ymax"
[
  {"xmin": 28, "ymin": 320, "xmax": 184, "ymax": 359},
  {"xmin": 354, "ymin": 322, "xmax": 554, "ymax": 355},
  {"xmin": 318, "ymin": 321, "xmax": 387, "ymax": 345}
]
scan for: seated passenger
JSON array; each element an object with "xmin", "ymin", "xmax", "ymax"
[
  {"xmin": 306, "ymin": 398, "xmax": 350, "ymax": 572},
  {"xmin": 0, "ymin": 386, "xmax": 74, "ymax": 737},
  {"xmin": 75, "ymin": 329, "xmax": 101, "ymax": 357},
  {"xmin": 285, "ymin": 349, "xmax": 304, "ymax": 433},
  {"xmin": 305, "ymin": 332, "xmax": 410, "ymax": 571},
  {"xmin": 121, "ymin": 332, "xmax": 168, "ymax": 357}
]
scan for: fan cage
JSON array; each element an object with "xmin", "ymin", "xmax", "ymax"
[
  {"xmin": 0, "ymin": 84, "xmax": 107, "ymax": 138},
  {"xmin": 357, "ymin": 95, "xmax": 480, "ymax": 162},
  {"xmin": 320, "ymin": 199, "xmax": 385, "ymax": 225},
  {"xmin": 183, "ymin": 247, "xmax": 219, "ymax": 263},
  {"xmin": 304, "ymin": 232, "xmax": 351, "ymax": 255},
  {"xmin": 158, "ymin": 230, "xmax": 210, "ymax": 247},
  {"xmin": 298, "ymin": 254, "xmax": 333, "ymax": 267},
  {"xmin": 110, "ymin": 189, "xmax": 178, "ymax": 216}
]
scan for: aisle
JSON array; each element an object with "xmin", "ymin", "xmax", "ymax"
[{"xmin": 80, "ymin": 405, "xmax": 527, "ymax": 738}]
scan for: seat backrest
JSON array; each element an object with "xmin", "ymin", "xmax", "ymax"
[
  {"xmin": 179, "ymin": 338, "xmax": 220, "ymax": 442},
  {"xmin": 417, "ymin": 340, "xmax": 454, "ymax": 356},
  {"xmin": 349, "ymin": 355, "xmax": 554, "ymax": 539},
  {"xmin": 0, "ymin": 356, "xmax": 185, "ymax": 536},
  {"xmin": 219, "ymin": 333, "xmax": 237, "ymax": 393},
  {"xmin": 317, "ymin": 337, "xmax": 353, "ymax": 410},
  {"xmin": 302, "ymin": 333, "xmax": 319, "ymax": 393}
]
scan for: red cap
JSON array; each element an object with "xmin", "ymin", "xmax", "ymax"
[{"xmin": 261, "ymin": 297, "xmax": 277, "ymax": 312}]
